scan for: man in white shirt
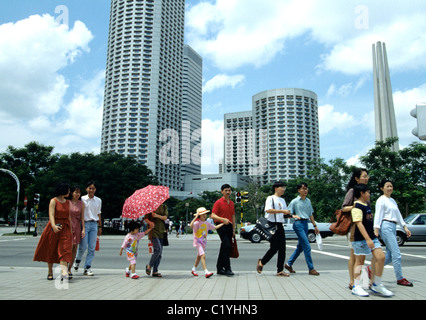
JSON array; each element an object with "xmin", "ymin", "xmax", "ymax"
[{"xmin": 74, "ymin": 181, "xmax": 102, "ymax": 276}]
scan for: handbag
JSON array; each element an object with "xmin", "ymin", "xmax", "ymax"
[
  {"xmin": 253, "ymin": 217, "xmax": 278, "ymax": 241},
  {"xmin": 329, "ymin": 209, "xmax": 352, "ymax": 235},
  {"xmin": 254, "ymin": 197, "xmax": 281, "ymax": 241},
  {"xmin": 230, "ymin": 235, "xmax": 239, "ymax": 258}
]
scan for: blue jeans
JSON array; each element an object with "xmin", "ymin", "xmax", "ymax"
[
  {"xmin": 287, "ymin": 220, "xmax": 314, "ymax": 270},
  {"xmin": 76, "ymin": 221, "xmax": 98, "ymax": 269},
  {"xmin": 149, "ymin": 238, "xmax": 163, "ymax": 273},
  {"xmin": 380, "ymin": 220, "xmax": 403, "ymax": 280}
]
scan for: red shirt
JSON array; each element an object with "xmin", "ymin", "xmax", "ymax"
[{"xmin": 212, "ymin": 197, "xmax": 235, "ymax": 222}]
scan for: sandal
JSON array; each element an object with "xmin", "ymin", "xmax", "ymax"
[
  {"xmin": 47, "ymin": 274, "xmax": 54, "ymax": 281},
  {"xmin": 152, "ymin": 272, "xmax": 162, "ymax": 277},
  {"xmin": 145, "ymin": 264, "xmax": 151, "ymax": 275},
  {"xmin": 256, "ymin": 259, "xmax": 263, "ymax": 274},
  {"xmin": 276, "ymin": 271, "xmax": 290, "ymax": 277}
]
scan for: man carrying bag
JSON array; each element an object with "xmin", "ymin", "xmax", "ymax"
[{"xmin": 256, "ymin": 182, "xmax": 299, "ymax": 277}]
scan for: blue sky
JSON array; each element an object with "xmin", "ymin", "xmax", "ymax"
[{"xmin": 0, "ymin": 0, "xmax": 425, "ymax": 174}]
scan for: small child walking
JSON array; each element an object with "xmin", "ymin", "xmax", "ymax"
[
  {"xmin": 119, "ymin": 220, "xmax": 154, "ymax": 279},
  {"xmin": 350, "ymin": 184, "xmax": 393, "ymax": 297},
  {"xmin": 190, "ymin": 207, "xmax": 224, "ymax": 278}
]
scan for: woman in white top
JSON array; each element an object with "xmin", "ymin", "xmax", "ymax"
[{"xmin": 374, "ymin": 179, "xmax": 413, "ymax": 287}]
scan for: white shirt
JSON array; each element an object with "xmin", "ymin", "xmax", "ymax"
[
  {"xmin": 264, "ymin": 195, "xmax": 287, "ymax": 223},
  {"xmin": 81, "ymin": 195, "xmax": 102, "ymax": 222},
  {"xmin": 374, "ymin": 195, "xmax": 406, "ymax": 229}
]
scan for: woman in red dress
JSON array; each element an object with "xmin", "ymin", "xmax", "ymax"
[{"xmin": 33, "ymin": 183, "xmax": 73, "ymax": 281}]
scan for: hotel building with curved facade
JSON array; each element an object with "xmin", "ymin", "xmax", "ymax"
[{"xmin": 224, "ymin": 88, "xmax": 320, "ymax": 184}]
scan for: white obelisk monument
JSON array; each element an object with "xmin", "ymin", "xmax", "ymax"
[{"xmin": 372, "ymin": 41, "xmax": 399, "ymax": 152}]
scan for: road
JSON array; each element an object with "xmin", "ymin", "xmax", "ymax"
[{"xmin": 1, "ymin": 226, "xmax": 425, "ymax": 275}]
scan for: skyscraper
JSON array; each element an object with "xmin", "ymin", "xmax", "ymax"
[
  {"xmin": 372, "ymin": 41, "xmax": 399, "ymax": 152},
  {"xmin": 181, "ymin": 44, "xmax": 203, "ymax": 177},
  {"xmin": 101, "ymin": 0, "xmax": 186, "ymax": 190}
]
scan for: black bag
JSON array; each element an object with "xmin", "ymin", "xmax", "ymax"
[{"xmin": 253, "ymin": 217, "xmax": 277, "ymax": 241}]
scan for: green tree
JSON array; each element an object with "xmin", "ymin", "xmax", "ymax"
[
  {"xmin": 360, "ymin": 138, "xmax": 426, "ymax": 216},
  {"xmin": 0, "ymin": 142, "xmax": 58, "ymax": 221},
  {"xmin": 34, "ymin": 152, "xmax": 158, "ymax": 219}
]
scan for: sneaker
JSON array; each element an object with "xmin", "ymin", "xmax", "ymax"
[
  {"xmin": 371, "ymin": 283, "xmax": 394, "ymax": 297},
  {"xmin": 205, "ymin": 272, "xmax": 213, "ymax": 278},
  {"xmin": 191, "ymin": 270, "xmax": 198, "ymax": 277},
  {"xmin": 397, "ymin": 278, "xmax": 413, "ymax": 287},
  {"xmin": 131, "ymin": 274, "xmax": 140, "ymax": 279},
  {"xmin": 352, "ymin": 285, "xmax": 369, "ymax": 297},
  {"xmin": 125, "ymin": 269, "xmax": 130, "ymax": 278},
  {"xmin": 84, "ymin": 268, "xmax": 94, "ymax": 276},
  {"xmin": 73, "ymin": 262, "xmax": 79, "ymax": 272}
]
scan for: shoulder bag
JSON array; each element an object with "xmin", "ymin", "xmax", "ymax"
[
  {"xmin": 253, "ymin": 197, "xmax": 278, "ymax": 241},
  {"xmin": 329, "ymin": 209, "xmax": 352, "ymax": 235}
]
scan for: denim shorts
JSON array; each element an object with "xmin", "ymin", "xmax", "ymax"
[{"xmin": 352, "ymin": 238, "xmax": 381, "ymax": 255}]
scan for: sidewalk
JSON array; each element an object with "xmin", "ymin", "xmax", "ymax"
[{"xmin": 0, "ymin": 264, "xmax": 424, "ymax": 301}]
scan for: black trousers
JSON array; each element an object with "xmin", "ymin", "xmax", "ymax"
[
  {"xmin": 216, "ymin": 224, "xmax": 233, "ymax": 271},
  {"xmin": 261, "ymin": 223, "xmax": 286, "ymax": 273}
]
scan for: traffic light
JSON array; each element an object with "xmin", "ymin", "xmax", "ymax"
[
  {"xmin": 410, "ymin": 103, "xmax": 426, "ymax": 141},
  {"xmin": 33, "ymin": 193, "xmax": 40, "ymax": 206},
  {"xmin": 241, "ymin": 191, "xmax": 249, "ymax": 204},
  {"xmin": 235, "ymin": 192, "xmax": 241, "ymax": 203}
]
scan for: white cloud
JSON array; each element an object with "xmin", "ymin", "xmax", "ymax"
[
  {"xmin": 318, "ymin": 104, "xmax": 357, "ymax": 135},
  {"xmin": 201, "ymin": 119, "xmax": 224, "ymax": 173},
  {"xmin": 203, "ymin": 74, "xmax": 245, "ymax": 93},
  {"xmin": 0, "ymin": 14, "xmax": 93, "ymax": 120},
  {"xmin": 0, "ymin": 14, "xmax": 96, "ymax": 153},
  {"xmin": 59, "ymin": 70, "xmax": 105, "ymax": 140},
  {"xmin": 186, "ymin": 0, "xmax": 426, "ymax": 74}
]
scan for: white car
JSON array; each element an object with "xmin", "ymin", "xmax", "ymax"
[{"xmin": 240, "ymin": 218, "xmax": 334, "ymax": 243}]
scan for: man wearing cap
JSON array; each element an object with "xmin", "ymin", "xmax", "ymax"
[{"xmin": 211, "ymin": 184, "xmax": 235, "ymax": 276}]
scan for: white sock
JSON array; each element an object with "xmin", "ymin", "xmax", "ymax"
[
  {"xmin": 374, "ymin": 276, "xmax": 382, "ymax": 285},
  {"xmin": 204, "ymin": 269, "xmax": 210, "ymax": 274},
  {"xmin": 192, "ymin": 267, "xmax": 197, "ymax": 272},
  {"xmin": 354, "ymin": 278, "xmax": 361, "ymax": 287}
]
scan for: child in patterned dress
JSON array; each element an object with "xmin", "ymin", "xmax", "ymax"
[
  {"xmin": 119, "ymin": 220, "xmax": 154, "ymax": 279},
  {"xmin": 190, "ymin": 207, "xmax": 224, "ymax": 278}
]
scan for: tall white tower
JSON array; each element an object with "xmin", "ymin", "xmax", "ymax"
[
  {"xmin": 372, "ymin": 41, "xmax": 399, "ymax": 152},
  {"xmin": 101, "ymin": 0, "xmax": 186, "ymax": 190}
]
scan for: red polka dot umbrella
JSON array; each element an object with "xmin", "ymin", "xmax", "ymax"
[{"xmin": 122, "ymin": 185, "xmax": 169, "ymax": 220}]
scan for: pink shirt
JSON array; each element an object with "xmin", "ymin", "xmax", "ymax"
[
  {"xmin": 192, "ymin": 220, "xmax": 215, "ymax": 248},
  {"xmin": 121, "ymin": 232, "xmax": 145, "ymax": 255}
]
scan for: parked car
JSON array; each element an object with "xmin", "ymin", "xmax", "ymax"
[
  {"xmin": 240, "ymin": 218, "xmax": 334, "ymax": 243},
  {"xmin": 393, "ymin": 213, "xmax": 426, "ymax": 246}
]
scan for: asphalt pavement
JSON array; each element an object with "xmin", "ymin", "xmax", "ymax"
[{"xmin": 1, "ymin": 227, "xmax": 425, "ymax": 306}]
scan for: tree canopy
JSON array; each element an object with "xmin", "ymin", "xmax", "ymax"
[{"xmin": 1, "ymin": 139, "xmax": 424, "ymax": 224}]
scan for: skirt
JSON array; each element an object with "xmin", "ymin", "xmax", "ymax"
[{"xmin": 33, "ymin": 218, "xmax": 72, "ymax": 264}]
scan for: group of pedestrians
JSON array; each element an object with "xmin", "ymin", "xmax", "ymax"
[
  {"xmin": 33, "ymin": 181, "xmax": 102, "ymax": 280},
  {"xmin": 33, "ymin": 173, "xmax": 414, "ymax": 298},
  {"xmin": 342, "ymin": 168, "xmax": 413, "ymax": 297}
]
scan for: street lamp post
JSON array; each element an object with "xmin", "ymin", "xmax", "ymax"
[{"xmin": 0, "ymin": 169, "xmax": 20, "ymax": 234}]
